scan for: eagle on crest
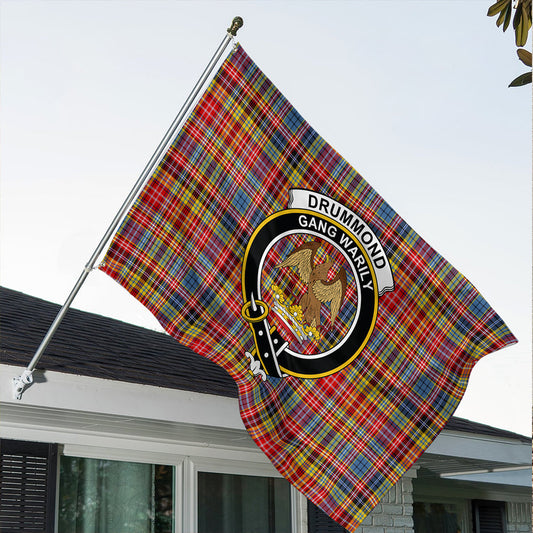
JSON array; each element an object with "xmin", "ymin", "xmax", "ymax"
[{"xmin": 275, "ymin": 241, "xmax": 347, "ymax": 329}]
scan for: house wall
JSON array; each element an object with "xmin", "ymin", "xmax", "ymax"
[
  {"xmin": 358, "ymin": 471, "xmax": 416, "ymax": 533},
  {"xmin": 506, "ymin": 501, "xmax": 532, "ymax": 533}
]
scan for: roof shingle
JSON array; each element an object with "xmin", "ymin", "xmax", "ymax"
[{"xmin": 0, "ymin": 286, "xmax": 238, "ymax": 398}]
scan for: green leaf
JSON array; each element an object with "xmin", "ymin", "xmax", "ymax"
[
  {"xmin": 509, "ymin": 71, "xmax": 532, "ymax": 86},
  {"xmin": 488, "ymin": 0, "xmax": 511, "ymax": 17},
  {"xmin": 502, "ymin": 3, "xmax": 513, "ymax": 31},
  {"xmin": 515, "ymin": 4, "xmax": 530, "ymax": 45},
  {"xmin": 517, "ymin": 48, "xmax": 532, "ymax": 66},
  {"xmin": 512, "ymin": 5, "xmax": 526, "ymax": 46},
  {"xmin": 513, "ymin": 2, "xmax": 522, "ymax": 30},
  {"xmin": 497, "ymin": 3, "xmax": 509, "ymax": 26}
]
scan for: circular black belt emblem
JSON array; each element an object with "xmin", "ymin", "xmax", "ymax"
[{"xmin": 241, "ymin": 204, "xmax": 383, "ymax": 379}]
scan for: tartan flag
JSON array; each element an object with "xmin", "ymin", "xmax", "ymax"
[{"xmin": 100, "ymin": 45, "xmax": 516, "ymax": 531}]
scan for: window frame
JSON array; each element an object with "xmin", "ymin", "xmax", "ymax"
[
  {"xmin": 58, "ymin": 444, "xmax": 304, "ymax": 533},
  {"xmin": 184, "ymin": 456, "xmax": 305, "ymax": 533}
]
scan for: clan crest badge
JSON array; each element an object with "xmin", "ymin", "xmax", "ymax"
[{"xmin": 241, "ymin": 189, "xmax": 394, "ymax": 379}]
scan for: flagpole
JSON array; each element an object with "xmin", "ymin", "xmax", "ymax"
[{"xmin": 12, "ymin": 16, "xmax": 244, "ymax": 400}]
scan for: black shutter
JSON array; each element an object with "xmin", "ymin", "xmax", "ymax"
[
  {"xmin": 307, "ymin": 501, "xmax": 348, "ymax": 532},
  {"xmin": 0, "ymin": 439, "xmax": 58, "ymax": 533},
  {"xmin": 473, "ymin": 500, "xmax": 507, "ymax": 533}
]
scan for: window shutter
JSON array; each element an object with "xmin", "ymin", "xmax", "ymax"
[
  {"xmin": 0, "ymin": 439, "xmax": 58, "ymax": 533},
  {"xmin": 473, "ymin": 500, "xmax": 507, "ymax": 533},
  {"xmin": 307, "ymin": 501, "xmax": 348, "ymax": 532}
]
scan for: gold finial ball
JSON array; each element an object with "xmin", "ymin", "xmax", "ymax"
[{"xmin": 228, "ymin": 16, "xmax": 244, "ymax": 36}]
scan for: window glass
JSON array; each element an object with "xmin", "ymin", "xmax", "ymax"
[
  {"xmin": 413, "ymin": 501, "xmax": 462, "ymax": 533},
  {"xmin": 58, "ymin": 456, "xmax": 173, "ymax": 533},
  {"xmin": 198, "ymin": 471, "xmax": 291, "ymax": 533}
]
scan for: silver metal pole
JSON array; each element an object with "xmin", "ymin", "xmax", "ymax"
[{"xmin": 13, "ymin": 16, "xmax": 244, "ymax": 400}]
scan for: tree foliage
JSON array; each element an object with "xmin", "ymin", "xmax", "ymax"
[{"xmin": 487, "ymin": 0, "xmax": 532, "ymax": 86}]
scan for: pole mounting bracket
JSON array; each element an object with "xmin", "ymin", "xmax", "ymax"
[{"xmin": 13, "ymin": 369, "xmax": 34, "ymax": 400}]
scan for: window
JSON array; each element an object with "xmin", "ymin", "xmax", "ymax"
[
  {"xmin": 2, "ymin": 439, "xmax": 298, "ymax": 533},
  {"xmin": 414, "ymin": 501, "xmax": 463, "ymax": 533},
  {"xmin": 197, "ymin": 471, "xmax": 291, "ymax": 533},
  {"xmin": 58, "ymin": 456, "xmax": 174, "ymax": 533}
]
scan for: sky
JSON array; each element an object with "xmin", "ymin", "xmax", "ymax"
[{"xmin": 1, "ymin": 1, "xmax": 531, "ymax": 436}]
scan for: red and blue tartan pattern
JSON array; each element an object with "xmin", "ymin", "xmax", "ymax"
[{"xmin": 100, "ymin": 45, "xmax": 516, "ymax": 531}]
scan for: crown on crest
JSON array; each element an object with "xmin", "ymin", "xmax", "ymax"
[{"xmin": 271, "ymin": 285, "xmax": 320, "ymax": 343}]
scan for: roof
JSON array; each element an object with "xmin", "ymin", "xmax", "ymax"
[
  {"xmin": 444, "ymin": 416, "xmax": 530, "ymax": 443},
  {"xmin": 0, "ymin": 286, "xmax": 237, "ymax": 398},
  {"xmin": 1, "ymin": 286, "xmax": 529, "ymax": 443}
]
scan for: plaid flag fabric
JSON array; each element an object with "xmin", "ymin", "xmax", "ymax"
[{"xmin": 100, "ymin": 45, "xmax": 516, "ymax": 531}]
